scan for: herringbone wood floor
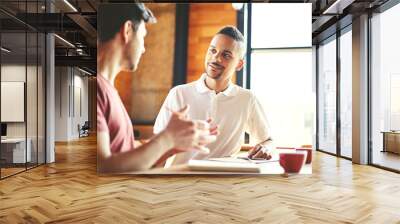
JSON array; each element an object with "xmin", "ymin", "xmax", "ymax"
[{"xmin": 1, "ymin": 135, "xmax": 400, "ymax": 224}]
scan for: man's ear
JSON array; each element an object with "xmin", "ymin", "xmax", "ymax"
[
  {"xmin": 236, "ymin": 59, "xmax": 245, "ymax": 71},
  {"xmin": 121, "ymin": 20, "xmax": 133, "ymax": 44}
]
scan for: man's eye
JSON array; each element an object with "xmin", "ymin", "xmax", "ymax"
[
  {"xmin": 223, "ymin": 54, "xmax": 231, "ymax": 59},
  {"xmin": 209, "ymin": 49, "xmax": 216, "ymax": 53}
]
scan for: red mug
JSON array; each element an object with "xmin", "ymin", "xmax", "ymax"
[
  {"xmin": 279, "ymin": 152, "xmax": 306, "ymax": 173},
  {"xmin": 295, "ymin": 148, "xmax": 312, "ymax": 164}
]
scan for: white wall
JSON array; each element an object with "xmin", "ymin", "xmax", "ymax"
[
  {"xmin": 55, "ymin": 66, "xmax": 70, "ymax": 141},
  {"xmin": 54, "ymin": 67, "xmax": 89, "ymax": 141},
  {"xmin": 1, "ymin": 64, "xmax": 46, "ymax": 163},
  {"xmin": 1, "ymin": 65, "xmax": 39, "ymax": 138},
  {"xmin": 1, "ymin": 65, "xmax": 25, "ymax": 131}
]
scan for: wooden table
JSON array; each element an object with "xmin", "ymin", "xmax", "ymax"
[{"xmin": 122, "ymin": 156, "xmax": 312, "ymax": 175}]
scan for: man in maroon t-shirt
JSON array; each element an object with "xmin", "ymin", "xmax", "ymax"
[{"xmin": 97, "ymin": 3, "xmax": 216, "ymax": 172}]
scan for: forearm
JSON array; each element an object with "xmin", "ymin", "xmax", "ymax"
[{"xmin": 98, "ymin": 131, "xmax": 173, "ymax": 173}]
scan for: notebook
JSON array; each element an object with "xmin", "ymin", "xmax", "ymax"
[{"xmin": 187, "ymin": 159, "xmax": 261, "ymax": 173}]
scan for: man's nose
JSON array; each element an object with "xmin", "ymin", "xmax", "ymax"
[{"xmin": 212, "ymin": 52, "xmax": 222, "ymax": 63}]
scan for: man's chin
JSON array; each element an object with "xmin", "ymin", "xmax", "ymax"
[{"xmin": 206, "ymin": 71, "xmax": 222, "ymax": 80}]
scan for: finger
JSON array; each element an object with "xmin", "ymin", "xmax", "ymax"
[
  {"xmin": 191, "ymin": 126, "xmax": 199, "ymax": 138},
  {"xmin": 173, "ymin": 105, "xmax": 190, "ymax": 120},
  {"xmin": 192, "ymin": 145, "xmax": 210, "ymax": 154},
  {"xmin": 248, "ymin": 145, "xmax": 261, "ymax": 158},
  {"xmin": 249, "ymin": 145, "xmax": 261, "ymax": 156},
  {"xmin": 209, "ymin": 126, "xmax": 218, "ymax": 135},
  {"xmin": 247, "ymin": 148, "xmax": 257, "ymax": 159},
  {"xmin": 262, "ymin": 152, "xmax": 270, "ymax": 160},
  {"xmin": 198, "ymin": 136, "xmax": 216, "ymax": 145},
  {"xmin": 177, "ymin": 105, "xmax": 189, "ymax": 114},
  {"xmin": 210, "ymin": 129, "xmax": 219, "ymax": 136},
  {"xmin": 253, "ymin": 149, "xmax": 265, "ymax": 159}
]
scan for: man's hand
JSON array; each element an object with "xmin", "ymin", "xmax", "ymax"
[
  {"xmin": 207, "ymin": 118, "xmax": 219, "ymax": 135},
  {"xmin": 248, "ymin": 144, "xmax": 272, "ymax": 160},
  {"xmin": 163, "ymin": 105, "xmax": 214, "ymax": 153},
  {"xmin": 154, "ymin": 115, "xmax": 219, "ymax": 167},
  {"xmin": 152, "ymin": 148, "xmax": 182, "ymax": 168}
]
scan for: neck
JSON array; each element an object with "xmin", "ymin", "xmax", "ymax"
[
  {"xmin": 204, "ymin": 74, "xmax": 231, "ymax": 94},
  {"xmin": 97, "ymin": 41, "xmax": 121, "ymax": 86}
]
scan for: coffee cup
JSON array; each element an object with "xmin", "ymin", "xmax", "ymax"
[
  {"xmin": 194, "ymin": 120, "xmax": 210, "ymax": 130},
  {"xmin": 279, "ymin": 151, "xmax": 306, "ymax": 173},
  {"xmin": 197, "ymin": 145, "xmax": 210, "ymax": 154},
  {"xmin": 194, "ymin": 120, "xmax": 216, "ymax": 145}
]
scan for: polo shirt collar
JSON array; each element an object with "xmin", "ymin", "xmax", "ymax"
[{"xmin": 195, "ymin": 73, "xmax": 237, "ymax": 97}]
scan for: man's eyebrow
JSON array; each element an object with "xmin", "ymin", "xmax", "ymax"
[
  {"xmin": 223, "ymin": 50, "xmax": 233, "ymax": 55},
  {"xmin": 209, "ymin": 45, "xmax": 216, "ymax": 48}
]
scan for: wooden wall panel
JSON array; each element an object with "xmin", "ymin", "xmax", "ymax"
[
  {"xmin": 186, "ymin": 3, "xmax": 237, "ymax": 83},
  {"xmin": 114, "ymin": 71, "xmax": 133, "ymax": 117}
]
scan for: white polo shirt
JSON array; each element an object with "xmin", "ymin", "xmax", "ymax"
[{"xmin": 154, "ymin": 73, "xmax": 271, "ymax": 166}]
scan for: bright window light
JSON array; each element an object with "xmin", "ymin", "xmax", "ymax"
[
  {"xmin": 250, "ymin": 49, "xmax": 314, "ymax": 147},
  {"xmin": 251, "ymin": 3, "xmax": 312, "ymax": 48}
]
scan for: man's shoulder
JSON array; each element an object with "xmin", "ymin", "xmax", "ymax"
[
  {"xmin": 97, "ymin": 75, "xmax": 109, "ymax": 99},
  {"xmin": 97, "ymin": 75, "xmax": 115, "ymax": 93},
  {"xmin": 233, "ymin": 85, "xmax": 256, "ymax": 98}
]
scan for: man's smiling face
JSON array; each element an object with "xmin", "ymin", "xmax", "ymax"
[{"xmin": 204, "ymin": 34, "xmax": 243, "ymax": 81}]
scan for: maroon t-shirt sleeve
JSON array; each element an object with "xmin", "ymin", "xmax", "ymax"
[{"xmin": 96, "ymin": 75, "xmax": 135, "ymax": 153}]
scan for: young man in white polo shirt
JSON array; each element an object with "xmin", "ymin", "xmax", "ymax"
[{"xmin": 154, "ymin": 26, "xmax": 273, "ymax": 166}]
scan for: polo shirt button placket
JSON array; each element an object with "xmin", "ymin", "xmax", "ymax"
[{"xmin": 211, "ymin": 93, "xmax": 218, "ymax": 121}]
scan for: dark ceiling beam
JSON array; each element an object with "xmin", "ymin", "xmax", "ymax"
[
  {"xmin": 55, "ymin": 47, "xmax": 96, "ymax": 57},
  {"xmin": 51, "ymin": 0, "xmax": 97, "ymax": 42},
  {"xmin": 77, "ymin": 66, "xmax": 96, "ymax": 76},
  {"xmin": 311, "ymin": 0, "xmax": 389, "ymax": 44},
  {"xmin": 55, "ymin": 55, "xmax": 96, "ymax": 69},
  {"xmin": 265, "ymin": 0, "xmax": 309, "ymax": 2},
  {"xmin": 86, "ymin": 0, "xmax": 97, "ymax": 12},
  {"xmin": 67, "ymin": 13, "xmax": 97, "ymax": 39},
  {"xmin": 3, "ymin": 12, "xmax": 96, "ymax": 48},
  {"xmin": 312, "ymin": 0, "xmax": 352, "ymax": 43},
  {"xmin": 9, "ymin": 13, "xmax": 83, "ymax": 32},
  {"xmin": 0, "ymin": 8, "xmax": 37, "ymax": 31},
  {"xmin": 312, "ymin": 15, "xmax": 335, "ymax": 33},
  {"xmin": 323, "ymin": 0, "xmax": 356, "ymax": 14},
  {"xmin": 312, "ymin": 14, "xmax": 352, "ymax": 44}
]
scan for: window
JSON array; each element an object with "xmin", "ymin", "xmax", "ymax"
[
  {"xmin": 340, "ymin": 28, "xmax": 352, "ymax": 158},
  {"xmin": 248, "ymin": 3, "xmax": 313, "ymax": 147},
  {"xmin": 0, "ymin": 1, "xmax": 47, "ymax": 179},
  {"xmin": 390, "ymin": 74, "xmax": 400, "ymax": 130},
  {"xmin": 371, "ymin": 2, "xmax": 400, "ymax": 171},
  {"xmin": 317, "ymin": 36, "xmax": 337, "ymax": 154}
]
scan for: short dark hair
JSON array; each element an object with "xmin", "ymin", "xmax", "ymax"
[
  {"xmin": 216, "ymin": 26, "xmax": 245, "ymax": 58},
  {"xmin": 98, "ymin": 3, "xmax": 156, "ymax": 43}
]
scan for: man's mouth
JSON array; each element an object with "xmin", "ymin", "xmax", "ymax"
[{"xmin": 208, "ymin": 63, "xmax": 223, "ymax": 70}]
